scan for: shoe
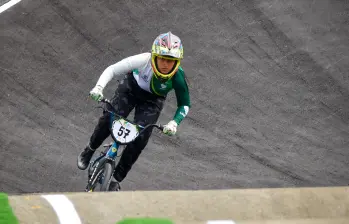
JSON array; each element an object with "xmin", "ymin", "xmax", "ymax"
[
  {"xmin": 77, "ymin": 145, "xmax": 95, "ymax": 170},
  {"xmin": 109, "ymin": 177, "xmax": 121, "ymax": 191}
]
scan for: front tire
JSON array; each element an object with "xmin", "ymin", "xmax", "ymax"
[{"xmin": 100, "ymin": 161, "xmax": 113, "ymax": 191}]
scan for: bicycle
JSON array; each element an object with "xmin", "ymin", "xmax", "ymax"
[{"xmin": 84, "ymin": 98, "xmax": 164, "ymax": 192}]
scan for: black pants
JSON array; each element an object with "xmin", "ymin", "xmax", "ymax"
[{"xmin": 89, "ymin": 74, "xmax": 165, "ymax": 182}]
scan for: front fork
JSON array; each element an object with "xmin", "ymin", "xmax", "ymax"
[{"xmin": 86, "ymin": 142, "xmax": 120, "ymax": 188}]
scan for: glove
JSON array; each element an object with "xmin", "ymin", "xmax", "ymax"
[
  {"xmin": 163, "ymin": 120, "xmax": 178, "ymax": 136},
  {"xmin": 89, "ymin": 85, "xmax": 104, "ymax": 101}
]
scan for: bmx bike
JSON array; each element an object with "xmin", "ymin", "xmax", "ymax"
[{"xmin": 84, "ymin": 98, "xmax": 164, "ymax": 192}]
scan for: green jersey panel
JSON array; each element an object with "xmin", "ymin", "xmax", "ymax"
[{"xmin": 150, "ymin": 67, "xmax": 191, "ymax": 125}]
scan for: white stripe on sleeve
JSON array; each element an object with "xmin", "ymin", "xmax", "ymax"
[{"xmin": 96, "ymin": 52, "xmax": 150, "ymax": 88}]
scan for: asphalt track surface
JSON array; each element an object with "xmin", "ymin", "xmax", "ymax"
[
  {"xmin": 1, "ymin": 0, "xmax": 348, "ymax": 194},
  {"xmin": 0, "ymin": 0, "xmax": 10, "ymax": 6}
]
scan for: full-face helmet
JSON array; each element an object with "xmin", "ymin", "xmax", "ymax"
[{"xmin": 151, "ymin": 31, "xmax": 184, "ymax": 81}]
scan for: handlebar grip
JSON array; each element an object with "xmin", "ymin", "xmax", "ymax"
[{"xmin": 158, "ymin": 125, "xmax": 164, "ymax": 131}]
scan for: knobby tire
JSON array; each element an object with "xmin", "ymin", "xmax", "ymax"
[{"xmin": 100, "ymin": 161, "xmax": 113, "ymax": 191}]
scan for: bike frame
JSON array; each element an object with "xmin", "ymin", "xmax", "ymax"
[{"xmin": 85, "ymin": 98, "xmax": 164, "ymax": 192}]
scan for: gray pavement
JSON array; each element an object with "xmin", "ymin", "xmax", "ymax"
[
  {"xmin": 0, "ymin": 0, "xmax": 10, "ymax": 6},
  {"xmin": 0, "ymin": 0, "xmax": 348, "ymax": 194}
]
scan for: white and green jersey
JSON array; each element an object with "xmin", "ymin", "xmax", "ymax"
[{"xmin": 95, "ymin": 53, "xmax": 191, "ymax": 125}]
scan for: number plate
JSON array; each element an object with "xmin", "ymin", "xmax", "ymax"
[{"xmin": 111, "ymin": 118, "xmax": 139, "ymax": 143}]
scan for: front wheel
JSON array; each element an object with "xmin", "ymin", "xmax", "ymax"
[{"xmin": 100, "ymin": 161, "xmax": 113, "ymax": 191}]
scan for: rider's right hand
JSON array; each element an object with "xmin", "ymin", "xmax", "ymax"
[{"xmin": 89, "ymin": 85, "xmax": 104, "ymax": 101}]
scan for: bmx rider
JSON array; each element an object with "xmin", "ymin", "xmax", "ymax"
[{"xmin": 77, "ymin": 31, "xmax": 191, "ymax": 191}]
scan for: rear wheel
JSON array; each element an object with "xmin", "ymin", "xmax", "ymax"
[{"xmin": 100, "ymin": 161, "xmax": 113, "ymax": 191}]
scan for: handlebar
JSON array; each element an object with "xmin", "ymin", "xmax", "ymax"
[{"xmin": 98, "ymin": 98, "xmax": 164, "ymax": 134}]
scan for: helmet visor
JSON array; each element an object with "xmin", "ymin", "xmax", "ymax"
[{"xmin": 156, "ymin": 54, "xmax": 180, "ymax": 61}]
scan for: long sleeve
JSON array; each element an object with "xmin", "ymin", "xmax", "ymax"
[
  {"xmin": 172, "ymin": 67, "xmax": 191, "ymax": 125},
  {"xmin": 95, "ymin": 53, "xmax": 151, "ymax": 88}
]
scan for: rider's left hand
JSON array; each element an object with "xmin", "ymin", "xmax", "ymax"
[{"xmin": 163, "ymin": 120, "xmax": 178, "ymax": 136}]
